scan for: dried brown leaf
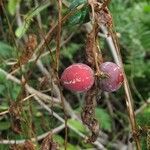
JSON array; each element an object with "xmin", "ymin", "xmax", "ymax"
[
  {"xmin": 13, "ymin": 34, "xmax": 37, "ymax": 70},
  {"xmin": 81, "ymin": 86, "xmax": 100, "ymax": 142}
]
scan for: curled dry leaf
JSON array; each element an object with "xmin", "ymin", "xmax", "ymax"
[
  {"xmin": 88, "ymin": 0, "xmax": 112, "ymax": 27},
  {"xmin": 81, "ymin": 86, "xmax": 100, "ymax": 142},
  {"xmin": 85, "ymin": 26, "xmax": 103, "ymax": 70},
  {"xmin": 95, "ymin": 8, "xmax": 112, "ymax": 27},
  {"xmin": 12, "ymin": 34, "xmax": 37, "ymax": 70}
]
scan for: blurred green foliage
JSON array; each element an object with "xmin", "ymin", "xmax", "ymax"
[
  {"xmin": 0, "ymin": 0, "xmax": 149, "ymax": 149},
  {"xmin": 95, "ymin": 108, "xmax": 112, "ymax": 132}
]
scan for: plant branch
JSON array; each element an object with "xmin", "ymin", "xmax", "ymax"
[
  {"xmin": 101, "ymin": 25, "xmax": 141, "ymax": 149},
  {"xmin": 0, "ymin": 68, "xmax": 60, "ymax": 104},
  {"xmin": 34, "ymin": 96, "xmax": 106, "ymax": 150},
  {"xmin": 0, "ymin": 124, "xmax": 65, "ymax": 144},
  {"xmin": 0, "ymin": 94, "xmax": 35, "ymax": 116}
]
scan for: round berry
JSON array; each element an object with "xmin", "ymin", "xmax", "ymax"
[
  {"xmin": 61, "ymin": 63, "xmax": 94, "ymax": 92},
  {"xmin": 100, "ymin": 62, "xmax": 124, "ymax": 92}
]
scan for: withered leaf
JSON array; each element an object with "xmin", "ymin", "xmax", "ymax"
[{"xmin": 12, "ymin": 34, "xmax": 37, "ymax": 70}]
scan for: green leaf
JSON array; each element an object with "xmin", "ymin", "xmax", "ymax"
[
  {"xmin": 95, "ymin": 108, "xmax": 112, "ymax": 132},
  {"xmin": 80, "ymin": 140, "xmax": 93, "ymax": 149},
  {"xmin": 0, "ymin": 104, "xmax": 9, "ymax": 111},
  {"xmin": 0, "ymin": 72, "xmax": 5, "ymax": 82},
  {"xmin": 0, "ymin": 145, "xmax": 9, "ymax": 150},
  {"xmin": 137, "ymin": 107, "xmax": 150, "ymax": 149},
  {"xmin": 67, "ymin": 7, "xmax": 89, "ymax": 26},
  {"xmin": 53, "ymin": 135, "xmax": 78, "ymax": 150},
  {"xmin": 140, "ymin": 31, "xmax": 150, "ymax": 49},
  {"xmin": 0, "ymin": 121, "xmax": 11, "ymax": 130},
  {"xmin": 3, "ymin": 80, "xmax": 21, "ymax": 100},
  {"xmin": 61, "ymin": 43, "xmax": 82, "ymax": 60},
  {"xmin": 68, "ymin": 119, "xmax": 87, "ymax": 134},
  {"xmin": 25, "ymin": 1, "xmax": 50, "ymax": 19},
  {"xmin": 15, "ymin": 1, "xmax": 50, "ymax": 38},
  {"xmin": 0, "ymin": 42, "xmax": 13, "ymax": 58},
  {"xmin": 137, "ymin": 107, "xmax": 150, "ymax": 125},
  {"xmin": 53, "ymin": 135, "xmax": 64, "ymax": 144},
  {"xmin": 66, "ymin": 143, "xmax": 78, "ymax": 150},
  {"xmin": 8, "ymin": 0, "xmax": 21, "ymax": 15},
  {"xmin": 69, "ymin": 0, "xmax": 87, "ymax": 10},
  {"xmin": 144, "ymin": 5, "xmax": 150, "ymax": 12},
  {"xmin": 0, "ymin": 84, "xmax": 5, "ymax": 93},
  {"xmin": 11, "ymin": 85, "xmax": 21, "ymax": 100},
  {"xmin": 15, "ymin": 21, "xmax": 31, "ymax": 38}
]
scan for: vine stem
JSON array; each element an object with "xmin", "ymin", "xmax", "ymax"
[
  {"xmin": 56, "ymin": 0, "xmax": 62, "ymax": 71},
  {"xmin": 56, "ymin": 1, "xmax": 68, "ymax": 149},
  {"xmin": 101, "ymin": 25, "xmax": 141, "ymax": 150}
]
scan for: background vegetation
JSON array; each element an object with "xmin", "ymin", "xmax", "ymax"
[{"xmin": 0, "ymin": 0, "xmax": 149, "ymax": 149}]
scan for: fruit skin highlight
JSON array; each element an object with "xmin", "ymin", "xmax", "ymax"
[
  {"xmin": 61, "ymin": 63, "xmax": 94, "ymax": 92},
  {"xmin": 100, "ymin": 62, "xmax": 124, "ymax": 92}
]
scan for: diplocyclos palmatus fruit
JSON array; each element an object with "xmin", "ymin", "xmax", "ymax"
[
  {"xmin": 100, "ymin": 62, "xmax": 124, "ymax": 92},
  {"xmin": 61, "ymin": 63, "xmax": 94, "ymax": 92}
]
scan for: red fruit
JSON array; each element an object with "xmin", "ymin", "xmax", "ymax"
[
  {"xmin": 61, "ymin": 63, "xmax": 94, "ymax": 92},
  {"xmin": 100, "ymin": 62, "xmax": 124, "ymax": 92}
]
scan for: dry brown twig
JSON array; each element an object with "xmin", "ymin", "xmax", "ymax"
[{"xmin": 101, "ymin": 25, "xmax": 141, "ymax": 149}]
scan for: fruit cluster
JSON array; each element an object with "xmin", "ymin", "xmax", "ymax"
[{"xmin": 61, "ymin": 62, "xmax": 124, "ymax": 92}]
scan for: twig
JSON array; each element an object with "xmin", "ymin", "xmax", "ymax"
[
  {"xmin": 7, "ymin": 32, "xmax": 74, "ymax": 69},
  {"xmin": 32, "ymin": 32, "xmax": 74, "ymax": 62},
  {"xmin": 56, "ymin": 1, "xmax": 69, "ymax": 149},
  {"xmin": 0, "ymin": 68, "xmax": 60, "ymax": 104},
  {"xmin": 34, "ymin": 0, "xmax": 42, "ymax": 29},
  {"xmin": 0, "ymin": 94, "xmax": 35, "ymax": 116},
  {"xmin": 0, "ymin": 110, "xmax": 9, "ymax": 116},
  {"xmin": 35, "ymin": 96, "xmax": 64, "ymax": 122},
  {"xmin": 135, "ymin": 98, "xmax": 150, "ymax": 115},
  {"xmin": 56, "ymin": 0, "xmax": 62, "ymax": 71},
  {"xmin": 130, "ymin": 77, "xmax": 144, "ymax": 102}
]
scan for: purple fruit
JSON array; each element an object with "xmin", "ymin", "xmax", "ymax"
[{"xmin": 100, "ymin": 62, "xmax": 124, "ymax": 92}]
